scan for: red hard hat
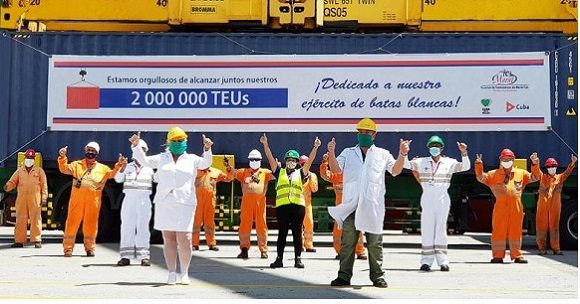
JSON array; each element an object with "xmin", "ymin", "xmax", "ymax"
[
  {"xmin": 299, "ymin": 155, "xmax": 309, "ymax": 166},
  {"xmin": 545, "ymin": 158, "xmax": 558, "ymax": 167},
  {"xmin": 24, "ymin": 149, "xmax": 36, "ymax": 159},
  {"xmin": 499, "ymin": 149, "xmax": 515, "ymax": 159}
]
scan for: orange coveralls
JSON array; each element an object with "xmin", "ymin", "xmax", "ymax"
[
  {"xmin": 475, "ymin": 162, "xmax": 540, "ymax": 260},
  {"xmin": 58, "ymin": 156, "xmax": 122, "ymax": 254},
  {"xmin": 536, "ymin": 162, "xmax": 575, "ymax": 252},
  {"xmin": 5, "ymin": 166, "xmax": 48, "ymax": 243},
  {"xmin": 302, "ymin": 172, "xmax": 318, "ymax": 250},
  {"xmin": 235, "ymin": 168, "xmax": 274, "ymax": 253},
  {"xmin": 319, "ymin": 162, "xmax": 366, "ymax": 256},
  {"xmin": 193, "ymin": 167, "xmax": 232, "ymax": 247}
]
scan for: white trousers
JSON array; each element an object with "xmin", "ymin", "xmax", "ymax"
[
  {"xmin": 420, "ymin": 191, "xmax": 450, "ymax": 267},
  {"xmin": 119, "ymin": 191, "xmax": 152, "ymax": 260}
]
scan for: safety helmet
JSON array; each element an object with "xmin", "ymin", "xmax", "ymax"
[
  {"xmin": 284, "ymin": 150, "xmax": 300, "ymax": 160},
  {"xmin": 248, "ymin": 149, "xmax": 262, "ymax": 160},
  {"xmin": 356, "ymin": 118, "xmax": 377, "ymax": 132},
  {"xmin": 545, "ymin": 158, "xmax": 558, "ymax": 167},
  {"xmin": 426, "ymin": 135, "xmax": 445, "ymax": 148},
  {"xmin": 138, "ymin": 139, "xmax": 149, "ymax": 152},
  {"xmin": 86, "ymin": 141, "xmax": 100, "ymax": 153},
  {"xmin": 24, "ymin": 149, "xmax": 36, "ymax": 159},
  {"xmin": 166, "ymin": 126, "xmax": 187, "ymax": 142},
  {"xmin": 299, "ymin": 155, "xmax": 309, "ymax": 166},
  {"xmin": 499, "ymin": 148, "xmax": 515, "ymax": 159}
]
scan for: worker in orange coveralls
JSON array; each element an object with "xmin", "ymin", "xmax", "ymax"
[
  {"xmin": 475, "ymin": 149, "xmax": 540, "ymax": 264},
  {"xmin": 226, "ymin": 149, "xmax": 275, "ymax": 259},
  {"xmin": 299, "ymin": 155, "xmax": 319, "ymax": 252},
  {"xmin": 535, "ymin": 154, "xmax": 577, "ymax": 255},
  {"xmin": 3, "ymin": 149, "xmax": 48, "ymax": 248},
  {"xmin": 192, "ymin": 166, "xmax": 232, "ymax": 251},
  {"xmin": 319, "ymin": 152, "xmax": 367, "ymax": 260},
  {"xmin": 58, "ymin": 142, "xmax": 126, "ymax": 257}
]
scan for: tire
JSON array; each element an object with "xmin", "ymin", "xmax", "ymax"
[{"xmin": 559, "ymin": 199, "xmax": 578, "ymax": 250}]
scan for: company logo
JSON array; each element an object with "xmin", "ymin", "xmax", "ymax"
[
  {"xmin": 506, "ymin": 101, "xmax": 530, "ymax": 112},
  {"xmin": 481, "ymin": 70, "xmax": 529, "ymax": 91},
  {"xmin": 481, "ymin": 98, "xmax": 492, "ymax": 114},
  {"xmin": 506, "ymin": 102, "xmax": 515, "ymax": 112}
]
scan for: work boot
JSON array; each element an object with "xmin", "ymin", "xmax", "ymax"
[
  {"xmin": 356, "ymin": 253, "xmax": 367, "ymax": 260},
  {"xmin": 237, "ymin": 248, "xmax": 249, "ymax": 259},
  {"xmin": 553, "ymin": 250, "xmax": 564, "ymax": 255},
  {"xmin": 490, "ymin": 258, "xmax": 504, "ymax": 264},
  {"xmin": 34, "ymin": 242, "xmax": 42, "ymax": 249},
  {"xmin": 440, "ymin": 264, "xmax": 450, "ymax": 272},
  {"xmin": 330, "ymin": 277, "xmax": 351, "ymax": 287},
  {"xmin": 270, "ymin": 257, "xmax": 284, "ymax": 268},
  {"xmin": 10, "ymin": 243, "xmax": 23, "ymax": 248},
  {"xmin": 538, "ymin": 249, "xmax": 547, "ymax": 255},
  {"xmin": 141, "ymin": 259, "xmax": 151, "ymax": 266},
  {"xmin": 420, "ymin": 264, "xmax": 431, "ymax": 272},
  {"xmin": 294, "ymin": 257, "xmax": 304, "ymax": 268},
  {"xmin": 117, "ymin": 258, "xmax": 130, "ymax": 266},
  {"xmin": 86, "ymin": 250, "xmax": 95, "ymax": 257},
  {"xmin": 335, "ymin": 254, "xmax": 340, "ymax": 260},
  {"xmin": 64, "ymin": 251, "xmax": 73, "ymax": 257},
  {"xmin": 373, "ymin": 278, "xmax": 388, "ymax": 288},
  {"xmin": 192, "ymin": 245, "xmax": 199, "ymax": 251},
  {"xmin": 304, "ymin": 248, "xmax": 317, "ymax": 253},
  {"xmin": 208, "ymin": 245, "xmax": 219, "ymax": 251},
  {"xmin": 260, "ymin": 251, "xmax": 268, "ymax": 259},
  {"xmin": 513, "ymin": 258, "xmax": 528, "ymax": 264}
]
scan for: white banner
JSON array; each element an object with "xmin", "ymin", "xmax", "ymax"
[{"xmin": 47, "ymin": 53, "xmax": 551, "ymax": 132}]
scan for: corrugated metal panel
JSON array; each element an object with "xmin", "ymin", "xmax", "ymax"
[{"xmin": 0, "ymin": 32, "xmax": 576, "ymax": 168}]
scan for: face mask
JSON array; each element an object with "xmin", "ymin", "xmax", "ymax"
[
  {"xmin": 249, "ymin": 160, "xmax": 261, "ymax": 170},
  {"xmin": 357, "ymin": 133, "xmax": 374, "ymax": 148},
  {"xmin": 168, "ymin": 141, "xmax": 187, "ymax": 155},
  {"xmin": 24, "ymin": 159, "xmax": 34, "ymax": 167},
  {"xmin": 286, "ymin": 160, "xmax": 297, "ymax": 170},
  {"xmin": 501, "ymin": 160, "xmax": 513, "ymax": 169},
  {"xmin": 429, "ymin": 147, "xmax": 441, "ymax": 157},
  {"xmin": 85, "ymin": 152, "xmax": 97, "ymax": 160},
  {"xmin": 547, "ymin": 167, "xmax": 557, "ymax": 175}
]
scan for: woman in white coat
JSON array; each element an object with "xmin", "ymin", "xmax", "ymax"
[{"xmin": 129, "ymin": 127, "xmax": 213, "ymax": 285}]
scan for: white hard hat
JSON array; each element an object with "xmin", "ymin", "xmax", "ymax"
[
  {"xmin": 138, "ymin": 139, "xmax": 149, "ymax": 152},
  {"xmin": 248, "ymin": 149, "xmax": 262, "ymax": 159},
  {"xmin": 86, "ymin": 141, "xmax": 100, "ymax": 153}
]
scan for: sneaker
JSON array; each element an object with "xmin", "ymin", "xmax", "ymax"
[
  {"xmin": 86, "ymin": 250, "xmax": 95, "ymax": 257},
  {"xmin": 420, "ymin": 264, "xmax": 431, "ymax": 271},
  {"xmin": 373, "ymin": 278, "xmax": 388, "ymax": 288},
  {"xmin": 180, "ymin": 274, "xmax": 190, "ymax": 285},
  {"xmin": 260, "ymin": 251, "xmax": 268, "ymax": 259},
  {"xmin": 34, "ymin": 242, "xmax": 42, "ymax": 249},
  {"xmin": 10, "ymin": 243, "xmax": 23, "ymax": 248},
  {"xmin": 440, "ymin": 264, "xmax": 450, "ymax": 272},
  {"xmin": 553, "ymin": 250, "xmax": 564, "ymax": 255},
  {"xmin": 294, "ymin": 257, "xmax": 304, "ymax": 268},
  {"xmin": 538, "ymin": 250, "xmax": 547, "ymax": 255},
  {"xmin": 237, "ymin": 248, "xmax": 249, "ymax": 259},
  {"xmin": 117, "ymin": 258, "xmax": 130, "ymax": 266},
  {"xmin": 141, "ymin": 259, "xmax": 151, "ymax": 266},
  {"xmin": 490, "ymin": 258, "xmax": 504, "ymax": 264},
  {"xmin": 270, "ymin": 257, "xmax": 284, "ymax": 268},
  {"xmin": 167, "ymin": 272, "xmax": 177, "ymax": 285},
  {"xmin": 330, "ymin": 277, "xmax": 351, "ymax": 287},
  {"xmin": 513, "ymin": 257, "xmax": 528, "ymax": 264},
  {"xmin": 356, "ymin": 254, "xmax": 367, "ymax": 260},
  {"xmin": 305, "ymin": 248, "xmax": 317, "ymax": 253},
  {"xmin": 192, "ymin": 245, "xmax": 199, "ymax": 251},
  {"xmin": 208, "ymin": 245, "xmax": 219, "ymax": 251}
]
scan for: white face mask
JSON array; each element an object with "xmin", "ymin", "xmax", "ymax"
[
  {"xmin": 547, "ymin": 167, "xmax": 557, "ymax": 175},
  {"xmin": 501, "ymin": 160, "xmax": 513, "ymax": 169},
  {"xmin": 286, "ymin": 160, "xmax": 297, "ymax": 170},
  {"xmin": 24, "ymin": 159, "xmax": 34, "ymax": 168},
  {"xmin": 429, "ymin": 147, "xmax": 441, "ymax": 157},
  {"xmin": 249, "ymin": 160, "xmax": 261, "ymax": 170}
]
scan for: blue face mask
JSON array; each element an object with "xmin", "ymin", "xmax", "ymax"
[
  {"xmin": 429, "ymin": 147, "xmax": 441, "ymax": 157},
  {"xmin": 168, "ymin": 141, "xmax": 187, "ymax": 155}
]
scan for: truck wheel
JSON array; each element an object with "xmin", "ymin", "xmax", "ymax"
[{"xmin": 559, "ymin": 199, "xmax": 578, "ymax": 250}]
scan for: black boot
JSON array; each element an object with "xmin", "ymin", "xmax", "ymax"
[
  {"xmin": 294, "ymin": 257, "xmax": 304, "ymax": 268},
  {"xmin": 270, "ymin": 257, "xmax": 284, "ymax": 268},
  {"xmin": 237, "ymin": 248, "xmax": 249, "ymax": 259}
]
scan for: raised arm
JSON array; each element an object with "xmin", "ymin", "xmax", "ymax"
[
  {"xmin": 197, "ymin": 134, "xmax": 213, "ymax": 170},
  {"xmin": 454, "ymin": 142, "xmax": 471, "ymax": 172},
  {"xmin": 129, "ymin": 132, "xmax": 160, "ymax": 169},
  {"xmin": 57, "ymin": 146, "xmax": 75, "ymax": 176},
  {"xmin": 327, "ymin": 138, "xmax": 342, "ymax": 174},
  {"xmin": 474, "ymin": 154, "xmax": 491, "ymax": 186},
  {"xmin": 260, "ymin": 133, "xmax": 278, "ymax": 172},
  {"xmin": 301, "ymin": 136, "xmax": 321, "ymax": 174},
  {"xmin": 561, "ymin": 154, "xmax": 578, "ymax": 182},
  {"xmin": 319, "ymin": 153, "xmax": 331, "ymax": 182},
  {"xmin": 391, "ymin": 139, "xmax": 412, "ymax": 177}
]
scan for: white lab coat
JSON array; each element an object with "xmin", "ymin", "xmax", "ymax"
[{"xmin": 328, "ymin": 145, "xmax": 397, "ymax": 234}]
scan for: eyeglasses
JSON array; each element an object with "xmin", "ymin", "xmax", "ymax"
[{"xmin": 249, "ymin": 158, "xmax": 261, "ymax": 162}]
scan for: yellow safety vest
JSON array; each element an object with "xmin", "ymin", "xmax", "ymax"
[{"xmin": 275, "ymin": 168, "xmax": 305, "ymax": 207}]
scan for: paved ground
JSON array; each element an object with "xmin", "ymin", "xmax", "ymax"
[{"xmin": 0, "ymin": 227, "xmax": 576, "ymax": 299}]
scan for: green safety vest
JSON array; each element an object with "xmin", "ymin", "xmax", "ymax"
[{"xmin": 275, "ymin": 168, "xmax": 305, "ymax": 207}]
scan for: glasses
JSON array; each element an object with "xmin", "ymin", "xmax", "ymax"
[{"xmin": 249, "ymin": 158, "xmax": 261, "ymax": 162}]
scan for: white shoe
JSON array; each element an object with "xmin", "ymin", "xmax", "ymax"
[
  {"xmin": 180, "ymin": 273, "xmax": 190, "ymax": 285},
  {"xmin": 167, "ymin": 272, "xmax": 177, "ymax": 285}
]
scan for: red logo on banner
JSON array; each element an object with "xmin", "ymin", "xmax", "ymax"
[{"xmin": 506, "ymin": 101, "xmax": 516, "ymax": 112}]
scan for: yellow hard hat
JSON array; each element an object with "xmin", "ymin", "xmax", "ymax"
[
  {"xmin": 166, "ymin": 126, "xmax": 187, "ymax": 142},
  {"xmin": 356, "ymin": 118, "xmax": 377, "ymax": 132}
]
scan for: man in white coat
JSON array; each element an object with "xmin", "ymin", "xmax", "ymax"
[
  {"xmin": 405, "ymin": 135, "xmax": 470, "ymax": 272},
  {"xmin": 115, "ymin": 139, "xmax": 155, "ymax": 267},
  {"xmin": 327, "ymin": 118, "xmax": 411, "ymax": 288}
]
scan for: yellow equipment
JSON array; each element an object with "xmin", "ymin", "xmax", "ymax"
[
  {"xmin": 166, "ymin": 126, "xmax": 187, "ymax": 142},
  {"xmin": 356, "ymin": 118, "xmax": 377, "ymax": 132}
]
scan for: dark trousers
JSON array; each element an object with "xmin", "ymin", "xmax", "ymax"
[{"xmin": 275, "ymin": 203, "xmax": 306, "ymax": 259}]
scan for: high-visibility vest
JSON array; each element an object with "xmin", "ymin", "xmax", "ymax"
[{"xmin": 275, "ymin": 168, "xmax": 305, "ymax": 207}]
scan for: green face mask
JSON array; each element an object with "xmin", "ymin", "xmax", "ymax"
[
  {"xmin": 357, "ymin": 133, "xmax": 374, "ymax": 148},
  {"xmin": 168, "ymin": 141, "xmax": 187, "ymax": 155}
]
